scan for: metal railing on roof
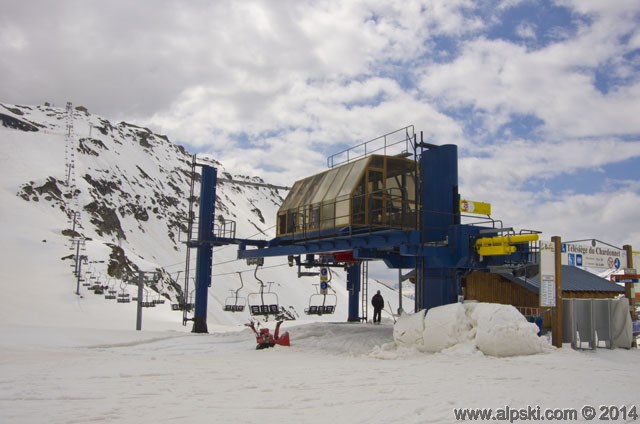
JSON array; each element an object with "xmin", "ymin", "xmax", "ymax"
[{"xmin": 326, "ymin": 125, "xmax": 416, "ymax": 168}]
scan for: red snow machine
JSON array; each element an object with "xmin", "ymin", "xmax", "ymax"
[{"xmin": 245, "ymin": 320, "xmax": 290, "ymax": 350}]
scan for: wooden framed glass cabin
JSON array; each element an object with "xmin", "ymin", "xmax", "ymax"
[{"xmin": 276, "ymin": 155, "xmax": 417, "ymax": 241}]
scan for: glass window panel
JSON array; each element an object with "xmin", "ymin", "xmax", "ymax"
[
  {"xmin": 368, "ymin": 170, "xmax": 383, "ymax": 195},
  {"xmin": 351, "ymin": 178, "xmax": 366, "ymax": 225},
  {"xmin": 279, "ymin": 180, "xmax": 303, "ymax": 211},
  {"xmin": 308, "ymin": 205, "xmax": 320, "ymax": 230},
  {"xmin": 323, "ymin": 162, "xmax": 353, "ymax": 201},
  {"xmin": 311, "ymin": 167, "xmax": 340, "ymax": 204},
  {"xmin": 302, "ymin": 173, "xmax": 325, "ymax": 207},
  {"xmin": 335, "ymin": 197, "xmax": 350, "ymax": 226},
  {"xmin": 337, "ymin": 158, "xmax": 368, "ymax": 197},
  {"xmin": 320, "ymin": 203, "xmax": 335, "ymax": 230}
]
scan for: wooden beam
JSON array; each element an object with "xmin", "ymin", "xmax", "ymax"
[{"xmin": 552, "ymin": 236, "xmax": 563, "ymax": 348}]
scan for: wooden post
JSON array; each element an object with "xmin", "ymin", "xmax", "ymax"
[
  {"xmin": 552, "ymin": 236, "xmax": 563, "ymax": 348},
  {"xmin": 623, "ymin": 245, "xmax": 634, "ymax": 306},
  {"xmin": 623, "ymin": 245, "xmax": 636, "ymax": 348}
]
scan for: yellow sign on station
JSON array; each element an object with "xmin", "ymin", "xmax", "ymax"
[{"xmin": 460, "ymin": 199, "xmax": 491, "ymax": 216}]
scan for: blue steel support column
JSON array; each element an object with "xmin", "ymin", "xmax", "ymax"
[
  {"xmin": 192, "ymin": 165, "xmax": 217, "ymax": 333},
  {"xmin": 417, "ymin": 145, "xmax": 460, "ymax": 311},
  {"xmin": 420, "ymin": 144, "xmax": 460, "ymax": 242},
  {"xmin": 421, "ymin": 268, "xmax": 460, "ymax": 310},
  {"xmin": 346, "ymin": 263, "xmax": 361, "ymax": 322}
]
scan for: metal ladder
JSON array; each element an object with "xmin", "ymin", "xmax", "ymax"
[
  {"xmin": 360, "ymin": 261, "xmax": 369, "ymax": 322},
  {"xmin": 182, "ymin": 155, "xmax": 198, "ymax": 325}
]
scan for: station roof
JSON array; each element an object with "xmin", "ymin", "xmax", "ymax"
[
  {"xmin": 279, "ymin": 156, "xmax": 370, "ymax": 211},
  {"xmin": 501, "ymin": 265, "xmax": 625, "ymax": 294}
]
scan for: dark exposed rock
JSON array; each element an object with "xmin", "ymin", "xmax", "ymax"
[
  {"xmin": 85, "ymin": 201, "xmax": 126, "ymax": 240},
  {"xmin": 18, "ymin": 177, "xmax": 64, "ymax": 202},
  {"xmin": 96, "ymin": 118, "xmax": 113, "ymax": 135},
  {"xmin": 136, "ymin": 165, "xmax": 151, "ymax": 180},
  {"xmin": 1, "ymin": 105, "xmax": 24, "ymax": 115},
  {"xmin": 106, "ymin": 244, "xmax": 137, "ymax": 279},
  {"xmin": 251, "ymin": 207, "xmax": 265, "ymax": 224},
  {"xmin": 119, "ymin": 203, "xmax": 149, "ymax": 222},
  {"xmin": 84, "ymin": 174, "xmax": 120, "ymax": 196},
  {"xmin": 0, "ymin": 113, "xmax": 40, "ymax": 131},
  {"xmin": 62, "ymin": 229, "xmax": 82, "ymax": 238},
  {"xmin": 35, "ymin": 178, "xmax": 63, "ymax": 199},
  {"xmin": 78, "ymin": 138, "xmax": 108, "ymax": 156}
]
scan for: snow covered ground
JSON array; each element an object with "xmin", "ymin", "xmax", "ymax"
[{"xmin": 1, "ymin": 321, "xmax": 639, "ymax": 424}]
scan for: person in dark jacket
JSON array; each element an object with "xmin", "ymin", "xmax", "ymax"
[{"xmin": 371, "ymin": 290, "xmax": 384, "ymax": 324}]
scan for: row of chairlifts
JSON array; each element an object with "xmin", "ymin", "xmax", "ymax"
[
  {"xmin": 85, "ymin": 272, "xmax": 171, "ymax": 307},
  {"xmin": 223, "ymin": 266, "xmax": 280, "ymax": 316},
  {"xmin": 221, "ymin": 265, "xmax": 337, "ymax": 317}
]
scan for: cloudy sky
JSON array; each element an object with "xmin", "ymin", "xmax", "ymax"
[{"xmin": 2, "ymin": 0, "xmax": 639, "ymax": 251}]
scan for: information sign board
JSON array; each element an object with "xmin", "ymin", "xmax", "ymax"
[{"xmin": 540, "ymin": 240, "xmax": 556, "ymax": 307}]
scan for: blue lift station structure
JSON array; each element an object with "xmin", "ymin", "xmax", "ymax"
[{"xmin": 185, "ymin": 127, "xmax": 539, "ymax": 333}]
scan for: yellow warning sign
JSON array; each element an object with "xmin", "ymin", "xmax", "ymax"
[{"xmin": 460, "ymin": 199, "xmax": 491, "ymax": 216}]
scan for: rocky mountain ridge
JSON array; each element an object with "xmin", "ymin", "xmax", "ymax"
[{"xmin": 2, "ymin": 102, "xmax": 286, "ymax": 314}]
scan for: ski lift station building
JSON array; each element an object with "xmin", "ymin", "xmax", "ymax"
[
  {"xmin": 187, "ymin": 126, "xmax": 544, "ymax": 332},
  {"xmin": 276, "ymin": 154, "xmax": 417, "ymax": 241}
]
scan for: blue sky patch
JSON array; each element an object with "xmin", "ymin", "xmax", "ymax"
[
  {"xmin": 522, "ymin": 155, "xmax": 640, "ymax": 196},
  {"xmin": 487, "ymin": 0, "xmax": 582, "ymax": 49}
]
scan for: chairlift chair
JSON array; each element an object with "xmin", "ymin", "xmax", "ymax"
[
  {"xmin": 140, "ymin": 288, "xmax": 156, "ymax": 308},
  {"xmin": 305, "ymin": 293, "xmax": 337, "ymax": 315},
  {"xmin": 117, "ymin": 281, "xmax": 130, "ymax": 303},
  {"xmin": 104, "ymin": 278, "xmax": 117, "ymax": 300},
  {"xmin": 247, "ymin": 290, "xmax": 279, "ymax": 316},
  {"xmin": 223, "ymin": 272, "xmax": 246, "ymax": 312},
  {"xmin": 152, "ymin": 277, "xmax": 166, "ymax": 305},
  {"xmin": 247, "ymin": 265, "xmax": 280, "ymax": 317},
  {"xmin": 305, "ymin": 269, "xmax": 337, "ymax": 315},
  {"xmin": 173, "ymin": 289, "xmax": 195, "ymax": 312}
]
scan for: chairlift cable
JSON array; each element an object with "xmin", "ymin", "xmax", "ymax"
[
  {"xmin": 157, "ymin": 225, "xmax": 276, "ymax": 269},
  {"xmin": 210, "ymin": 263, "xmax": 289, "ymax": 278}
]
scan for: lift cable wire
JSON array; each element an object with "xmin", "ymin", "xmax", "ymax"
[
  {"xmin": 158, "ymin": 225, "xmax": 277, "ymax": 270},
  {"xmin": 211, "ymin": 263, "xmax": 289, "ymax": 278}
]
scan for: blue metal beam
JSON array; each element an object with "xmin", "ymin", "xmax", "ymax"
[
  {"xmin": 238, "ymin": 230, "xmax": 421, "ymax": 259},
  {"xmin": 192, "ymin": 165, "xmax": 217, "ymax": 333}
]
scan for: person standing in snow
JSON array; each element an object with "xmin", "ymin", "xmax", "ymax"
[{"xmin": 371, "ymin": 290, "xmax": 384, "ymax": 324}]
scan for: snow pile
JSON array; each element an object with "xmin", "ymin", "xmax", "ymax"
[
  {"xmin": 393, "ymin": 308, "xmax": 426, "ymax": 348},
  {"xmin": 469, "ymin": 303, "xmax": 548, "ymax": 357},
  {"xmin": 422, "ymin": 302, "xmax": 472, "ymax": 352},
  {"xmin": 393, "ymin": 303, "xmax": 549, "ymax": 357}
]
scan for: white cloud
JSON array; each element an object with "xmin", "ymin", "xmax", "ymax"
[
  {"xmin": 515, "ymin": 22, "xmax": 537, "ymax": 40},
  {"xmin": 420, "ymin": 12, "xmax": 640, "ymax": 139},
  {"xmin": 1, "ymin": 0, "xmax": 638, "ymax": 249}
]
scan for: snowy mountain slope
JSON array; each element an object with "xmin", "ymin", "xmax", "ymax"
[{"xmin": 0, "ymin": 102, "xmax": 408, "ymax": 330}]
